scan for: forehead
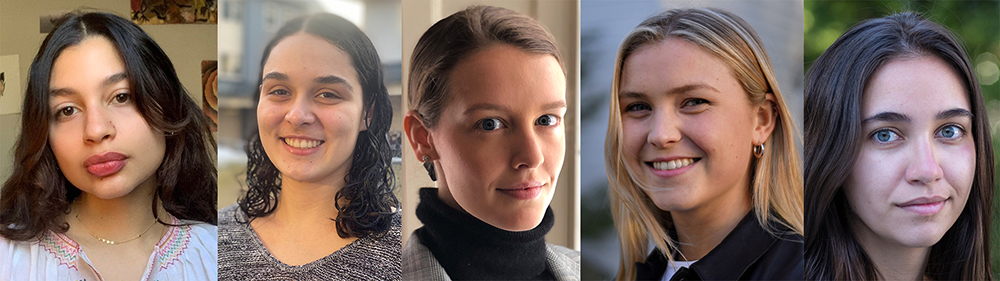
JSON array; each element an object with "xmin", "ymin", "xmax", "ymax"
[
  {"xmin": 50, "ymin": 36, "xmax": 125, "ymax": 88},
  {"xmin": 445, "ymin": 45, "xmax": 566, "ymax": 110},
  {"xmin": 619, "ymin": 38, "xmax": 738, "ymax": 96},
  {"xmin": 262, "ymin": 33, "xmax": 359, "ymax": 82},
  {"xmin": 863, "ymin": 55, "xmax": 970, "ymax": 116}
]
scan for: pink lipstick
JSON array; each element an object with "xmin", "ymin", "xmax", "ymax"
[{"xmin": 84, "ymin": 152, "xmax": 128, "ymax": 177}]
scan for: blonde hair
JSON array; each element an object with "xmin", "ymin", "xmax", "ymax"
[{"xmin": 604, "ymin": 8, "xmax": 803, "ymax": 280}]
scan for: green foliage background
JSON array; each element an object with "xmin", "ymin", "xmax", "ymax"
[{"xmin": 805, "ymin": 1, "xmax": 1000, "ymax": 278}]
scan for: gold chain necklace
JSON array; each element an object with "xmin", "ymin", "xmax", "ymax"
[{"xmin": 75, "ymin": 214, "xmax": 157, "ymax": 245}]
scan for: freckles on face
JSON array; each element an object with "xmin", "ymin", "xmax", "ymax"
[
  {"xmin": 47, "ymin": 36, "xmax": 166, "ymax": 199},
  {"xmin": 431, "ymin": 45, "xmax": 567, "ymax": 231},
  {"xmin": 844, "ymin": 55, "xmax": 975, "ymax": 249},
  {"xmin": 256, "ymin": 33, "xmax": 366, "ymax": 185},
  {"xmin": 618, "ymin": 38, "xmax": 756, "ymax": 213}
]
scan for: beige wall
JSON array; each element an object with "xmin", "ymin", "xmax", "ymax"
[
  {"xmin": 0, "ymin": 0, "xmax": 217, "ymax": 183},
  {"xmin": 400, "ymin": 0, "xmax": 580, "ymax": 250}
]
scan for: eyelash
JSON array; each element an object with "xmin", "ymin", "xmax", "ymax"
[
  {"xmin": 475, "ymin": 114, "xmax": 561, "ymax": 131},
  {"xmin": 51, "ymin": 92, "xmax": 132, "ymax": 120},
  {"xmin": 869, "ymin": 124, "xmax": 967, "ymax": 144}
]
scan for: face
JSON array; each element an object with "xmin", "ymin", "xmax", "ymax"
[
  {"xmin": 845, "ymin": 55, "xmax": 974, "ymax": 249},
  {"xmin": 430, "ymin": 45, "xmax": 566, "ymax": 231},
  {"xmin": 48, "ymin": 36, "xmax": 166, "ymax": 199},
  {"xmin": 619, "ymin": 38, "xmax": 767, "ymax": 213},
  {"xmin": 258, "ymin": 33, "xmax": 367, "ymax": 185}
]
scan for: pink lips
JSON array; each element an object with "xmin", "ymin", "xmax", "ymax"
[
  {"xmin": 84, "ymin": 152, "xmax": 128, "ymax": 177},
  {"xmin": 497, "ymin": 182, "xmax": 544, "ymax": 200},
  {"xmin": 897, "ymin": 196, "xmax": 947, "ymax": 216}
]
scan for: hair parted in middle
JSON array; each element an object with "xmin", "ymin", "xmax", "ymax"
[
  {"xmin": 804, "ymin": 12, "xmax": 993, "ymax": 281},
  {"xmin": 604, "ymin": 8, "xmax": 803, "ymax": 280},
  {"xmin": 238, "ymin": 13, "xmax": 398, "ymax": 239}
]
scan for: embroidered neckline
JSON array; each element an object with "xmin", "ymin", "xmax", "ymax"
[{"xmin": 40, "ymin": 215, "xmax": 193, "ymax": 273}]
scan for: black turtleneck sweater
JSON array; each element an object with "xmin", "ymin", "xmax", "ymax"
[{"xmin": 414, "ymin": 188, "xmax": 555, "ymax": 280}]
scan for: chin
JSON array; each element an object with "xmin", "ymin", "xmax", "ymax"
[
  {"xmin": 893, "ymin": 229, "xmax": 948, "ymax": 248},
  {"xmin": 485, "ymin": 208, "xmax": 546, "ymax": 232}
]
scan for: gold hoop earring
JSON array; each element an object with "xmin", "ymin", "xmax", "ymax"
[
  {"xmin": 753, "ymin": 142, "xmax": 764, "ymax": 158},
  {"xmin": 422, "ymin": 155, "xmax": 437, "ymax": 181}
]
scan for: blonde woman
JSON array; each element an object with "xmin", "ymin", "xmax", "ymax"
[{"xmin": 605, "ymin": 8, "xmax": 803, "ymax": 280}]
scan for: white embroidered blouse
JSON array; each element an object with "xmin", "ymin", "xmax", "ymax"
[{"xmin": 0, "ymin": 216, "xmax": 217, "ymax": 281}]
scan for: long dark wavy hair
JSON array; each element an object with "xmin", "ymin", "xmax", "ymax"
[
  {"xmin": 804, "ymin": 12, "xmax": 994, "ymax": 280},
  {"xmin": 238, "ymin": 13, "xmax": 398, "ymax": 239},
  {"xmin": 0, "ymin": 12, "xmax": 218, "ymax": 241}
]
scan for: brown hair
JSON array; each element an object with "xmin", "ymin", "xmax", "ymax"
[
  {"xmin": 804, "ymin": 12, "xmax": 993, "ymax": 280},
  {"xmin": 408, "ymin": 5, "xmax": 563, "ymax": 179},
  {"xmin": 0, "ymin": 12, "xmax": 217, "ymax": 241}
]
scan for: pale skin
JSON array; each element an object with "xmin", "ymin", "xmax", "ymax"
[
  {"xmin": 845, "ymin": 55, "xmax": 974, "ymax": 281},
  {"xmin": 619, "ymin": 38, "xmax": 777, "ymax": 261},
  {"xmin": 47, "ymin": 36, "xmax": 170, "ymax": 280},
  {"xmin": 249, "ymin": 33, "xmax": 369, "ymax": 266},
  {"xmin": 404, "ymin": 44, "xmax": 567, "ymax": 232}
]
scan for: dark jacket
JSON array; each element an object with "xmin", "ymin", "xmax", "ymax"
[{"xmin": 635, "ymin": 211, "xmax": 803, "ymax": 280}]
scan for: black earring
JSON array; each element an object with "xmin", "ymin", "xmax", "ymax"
[{"xmin": 422, "ymin": 155, "xmax": 437, "ymax": 181}]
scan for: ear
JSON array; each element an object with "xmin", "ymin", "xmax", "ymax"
[
  {"xmin": 752, "ymin": 93, "xmax": 778, "ymax": 145},
  {"xmin": 404, "ymin": 110, "xmax": 437, "ymax": 160},
  {"xmin": 359, "ymin": 102, "xmax": 374, "ymax": 132}
]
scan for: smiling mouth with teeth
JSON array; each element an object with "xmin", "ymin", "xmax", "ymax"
[
  {"xmin": 282, "ymin": 137, "xmax": 324, "ymax": 149},
  {"xmin": 650, "ymin": 158, "xmax": 700, "ymax": 171}
]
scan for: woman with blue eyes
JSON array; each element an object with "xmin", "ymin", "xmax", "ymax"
[
  {"xmin": 402, "ymin": 5, "xmax": 579, "ymax": 280},
  {"xmin": 605, "ymin": 8, "xmax": 803, "ymax": 280},
  {"xmin": 217, "ymin": 12, "xmax": 400, "ymax": 280},
  {"xmin": 804, "ymin": 12, "xmax": 994, "ymax": 280}
]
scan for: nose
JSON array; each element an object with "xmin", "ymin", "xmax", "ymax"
[
  {"xmin": 647, "ymin": 110, "xmax": 681, "ymax": 148},
  {"xmin": 905, "ymin": 137, "xmax": 944, "ymax": 185},
  {"xmin": 511, "ymin": 126, "xmax": 544, "ymax": 170},
  {"xmin": 84, "ymin": 107, "xmax": 115, "ymax": 143},
  {"xmin": 285, "ymin": 93, "xmax": 316, "ymax": 126}
]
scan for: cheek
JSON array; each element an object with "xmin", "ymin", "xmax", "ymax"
[
  {"xmin": 48, "ymin": 124, "xmax": 77, "ymax": 165},
  {"xmin": 621, "ymin": 119, "xmax": 647, "ymax": 159},
  {"xmin": 945, "ymin": 141, "xmax": 976, "ymax": 199},
  {"xmin": 256, "ymin": 102, "xmax": 282, "ymax": 130}
]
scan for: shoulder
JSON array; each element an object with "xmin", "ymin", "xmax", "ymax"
[
  {"xmin": 545, "ymin": 244, "xmax": 580, "ymax": 281},
  {"xmin": 749, "ymin": 229, "xmax": 803, "ymax": 280},
  {"xmin": 218, "ymin": 203, "xmax": 241, "ymax": 226},
  {"xmin": 402, "ymin": 231, "xmax": 451, "ymax": 281}
]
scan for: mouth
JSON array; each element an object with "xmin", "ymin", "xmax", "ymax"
[
  {"xmin": 896, "ymin": 196, "xmax": 948, "ymax": 216},
  {"xmin": 281, "ymin": 137, "xmax": 324, "ymax": 149},
  {"xmin": 84, "ymin": 152, "xmax": 128, "ymax": 177},
  {"xmin": 648, "ymin": 158, "xmax": 700, "ymax": 171},
  {"xmin": 496, "ymin": 182, "xmax": 545, "ymax": 200}
]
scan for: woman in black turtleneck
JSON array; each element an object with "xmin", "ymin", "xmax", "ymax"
[{"xmin": 401, "ymin": 5, "xmax": 580, "ymax": 280}]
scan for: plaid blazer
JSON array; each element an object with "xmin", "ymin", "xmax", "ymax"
[{"xmin": 402, "ymin": 232, "xmax": 580, "ymax": 280}]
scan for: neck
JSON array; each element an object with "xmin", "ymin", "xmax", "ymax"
[
  {"xmin": 71, "ymin": 176, "xmax": 165, "ymax": 240},
  {"xmin": 269, "ymin": 176, "xmax": 344, "ymax": 227},
  {"xmin": 852, "ymin": 219, "xmax": 928, "ymax": 281},
  {"xmin": 669, "ymin": 182, "xmax": 751, "ymax": 261}
]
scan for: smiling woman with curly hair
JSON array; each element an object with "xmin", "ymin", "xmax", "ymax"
[{"xmin": 217, "ymin": 12, "xmax": 400, "ymax": 280}]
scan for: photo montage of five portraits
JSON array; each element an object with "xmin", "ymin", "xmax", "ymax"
[{"xmin": 0, "ymin": 0, "xmax": 999, "ymax": 280}]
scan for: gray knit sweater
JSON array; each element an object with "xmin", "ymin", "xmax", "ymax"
[{"xmin": 217, "ymin": 204, "xmax": 401, "ymax": 280}]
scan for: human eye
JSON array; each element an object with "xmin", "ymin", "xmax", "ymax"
[
  {"xmin": 476, "ymin": 117, "xmax": 506, "ymax": 131},
  {"xmin": 680, "ymin": 98, "xmax": 709, "ymax": 108},
  {"xmin": 870, "ymin": 128, "xmax": 901, "ymax": 144},
  {"xmin": 267, "ymin": 89, "xmax": 290, "ymax": 96},
  {"xmin": 317, "ymin": 91, "xmax": 340, "ymax": 99},
  {"xmin": 53, "ymin": 106, "xmax": 79, "ymax": 120},
  {"xmin": 536, "ymin": 114, "xmax": 560, "ymax": 127},
  {"xmin": 935, "ymin": 124, "xmax": 965, "ymax": 140},
  {"xmin": 112, "ymin": 92, "xmax": 132, "ymax": 104},
  {"xmin": 624, "ymin": 102, "xmax": 651, "ymax": 113}
]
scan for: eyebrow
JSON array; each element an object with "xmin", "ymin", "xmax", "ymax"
[
  {"xmin": 314, "ymin": 75, "xmax": 354, "ymax": 92},
  {"xmin": 50, "ymin": 72, "xmax": 127, "ymax": 97},
  {"xmin": 620, "ymin": 83, "xmax": 720, "ymax": 99},
  {"xmin": 463, "ymin": 100, "xmax": 566, "ymax": 115},
  {"xmin": 862, "ymin": 108, "xmax": 973, "ymax": 124},
  {"xmin": 262, "ymin": 72, "xmax": 355, "ymax": 91}
]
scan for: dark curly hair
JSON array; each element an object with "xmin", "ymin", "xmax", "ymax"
[
  {"xmin": 0, "ymin": 12, "xmax": 218, "ymax": 241},
  {"xmin": 238, "ymin": 13, "xmax": 398, "ymax": 238}
]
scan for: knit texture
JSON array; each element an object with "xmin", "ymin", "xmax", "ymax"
[
  {"xmin": 217, "ymin": 204, "xmax": 401, "ymax": 280},
  {"xmin": 414, "ymin": 188, "xmax": 555, "ymax": 280}
]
